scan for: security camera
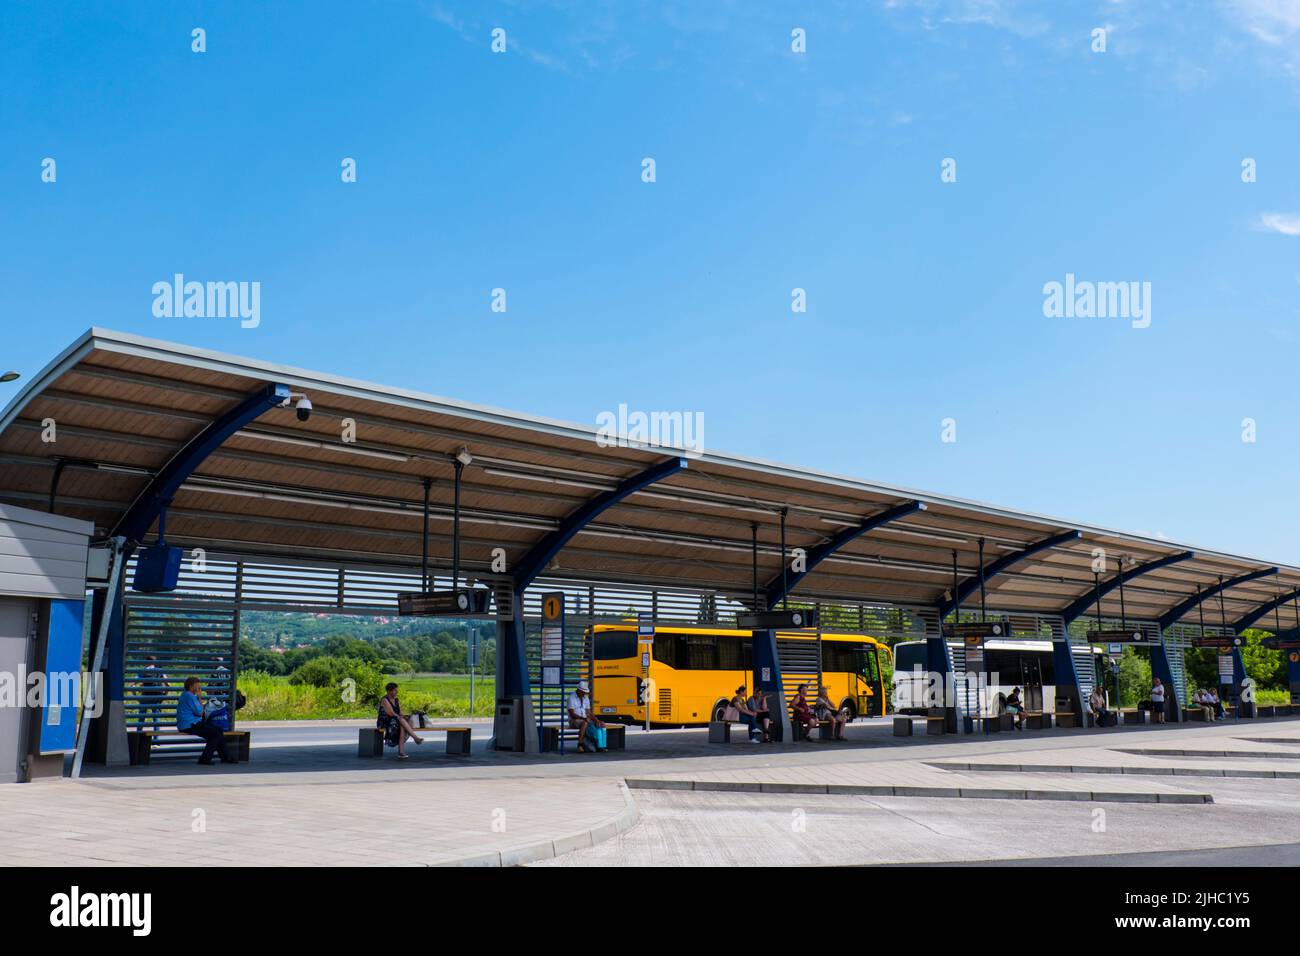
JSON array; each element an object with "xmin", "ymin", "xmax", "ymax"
[
  {"xmin": 455, "ymin": 446, "xmax": 473, "ymax": 467},
  {"xmin": 295, "ymin": 395, "xmax": 312, "ymax": 422}
]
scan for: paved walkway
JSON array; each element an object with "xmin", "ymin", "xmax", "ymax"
[{"xmin": 2, "ymin": 715, "xmax": 1297, "ymax": 866}]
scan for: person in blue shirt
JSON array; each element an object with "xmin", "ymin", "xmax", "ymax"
[{"xmin": 176, "ymin": 677, "xmax": 229, "ymax": 764}]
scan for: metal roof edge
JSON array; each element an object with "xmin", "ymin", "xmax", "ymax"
[{"xmin": 33, "ymin": 327, "xmax": 1300, "ymax": 578}]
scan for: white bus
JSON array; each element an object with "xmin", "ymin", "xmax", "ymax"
[{"xmin": 893, "ymin": 639, "xmax": 1105, "ymax": 717}]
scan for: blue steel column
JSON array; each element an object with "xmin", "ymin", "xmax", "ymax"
[
  {"xmin": 1051, "ymin": 638, "xmax": 1084, "ymax": 722},
  {"xmin": 89, "ymin": 381, "xmax": 292, "ymax": 764},
  {"xmin": 1288, "ymin": 649, "xmax": 1300, "ymax": 707},
  {"xmin": 926, "ymin": 635, "xmax": 957, "ymax": 732},
  {"xmin": 86, "ymin": 576, "xmax": 128, "ymax": 765},
  {"xmin": 751, "ymin": 628, "xmax": 789, "ymax": 741},
  {"xmin": 501, "ymin": 591, "xmax": 530, "ymax": 698},
  {"xmin": 1153, "ymin": 567, "xmax": 1279, "ymax": 726},
  {"xmin": 1231, "ymin": 646, "xmax": 1254, "ymax": 717},
  {"xmin": 1059, "ymin": 551, "xmax": 1195, "ymax": 629},
  {"xmin": 937, "ymin": 529, "xmax": 1081, "ymax": 620},
  {"xmin": 495, "ymin": 456, "xmax": 687, "ymax": 751}
]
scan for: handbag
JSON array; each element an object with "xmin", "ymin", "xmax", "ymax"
[
  {"xmin": 722, "ymin": 705, "xmax": 741, "ymax": 722},
  {"xmin": 593, "ymin": 726, "xmax": 607, "ymax": 750},
  {"xmin": 207, "ymin": 706, "xmax": 232, "ymax": 731}
]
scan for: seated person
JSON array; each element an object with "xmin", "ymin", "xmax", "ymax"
[
  {"xmin": 378, "ymin": 682, "xmax": 425, "ymax": 758},
  {"xmin": 789, "ymin": 684, "xmax": 819, "ymax": 739},
  {"xmin": 814, "ymin": 686, "xmax": 848, "ymax": 740},
  {"xmin": 175, "ymin": 676, "xmax": 231, "ymax": 765},
  {"xmin": 1088, "ymin": 686, "xmax": 1110, "ymax": 726},
  {"xmin": 730, "ymin": 685, "xmax": 765, "ymax": 743},
  {"xmin": 746, "ymin": 687, "xmax": 772, "ymax": 740},
  {"xmin": 567, "ymin": 680, "xmax": 606, "ymax": 753},
  {"xmin": 1192, "ymin": 687, "xmax": 1214, "ymax": 722},
  {"xmin": 1208, "ymin": 687, "xmax": 1225, "ymax": 720},
  {"xmin": 1005, "ymin": 686, "xmax": 1025, "ymax": 729}
]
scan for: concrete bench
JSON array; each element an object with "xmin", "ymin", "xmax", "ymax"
[
  {"xmin": 925, "ymin": 715, "xmax": 947, "ymax": 735},
  {"xmin": 1182, "ymin": 707, "xmax": 1209, "ymax": 722},
  {"xmin": 543, "ymin": 723, "xmax": 626, "ymax": 751},
  {"xmin": 1023, "ymin": 711, "xmax": 1050, "ymax": 730},
  {"xmin": 893, "ymin": 716, "xmax": 913, "ymax": 736},
  {"xmin": 1054, "ymin": 710, "xmax": 1078, "ymax": 729},
  {"xmin": 791, "ymin": 719, "xmax": 830, "ymax": 741},
  {"xmin": 710, "ymin": 719, "xmax": 760, "ymax": 742},
  {"xmin": 359, "ymin": 725, "xmax": 471, "ymax": 757},
  {"xmin": 128, "ymin": 729, "xmax": 250, "ymax": 766},
  {"xmin": 1120, "ymin": 708, "xmax": 1147, "ymax": 725},
  {"xmin": 970, "ymin": 714, "xmax": 1013, "ymax": 733}
]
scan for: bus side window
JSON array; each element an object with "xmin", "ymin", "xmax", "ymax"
[
  {"xmin": 653, "ymin": 633, "xmax": 676, "ymax": 668},
  {"xmin": 718, "ymin": 636, "xmax": 746, "ymax": 670}
]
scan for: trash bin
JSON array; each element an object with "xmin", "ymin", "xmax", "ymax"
[{"xmin": 495, "ymin": 697, "xmax": 523, "ymax": 751}]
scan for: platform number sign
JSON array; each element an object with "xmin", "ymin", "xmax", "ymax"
[{"xmin": 540, "ymin": 592, "xmax": 564, "ymax": 683}]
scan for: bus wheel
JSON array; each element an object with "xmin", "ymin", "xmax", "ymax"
[
  {"xmin": 839, "ymin": 700, "xmax": 856, "ymax": 722},
  {"xmin": 711, "ymin": 700, "xmax": 730, "ymax": 723}
]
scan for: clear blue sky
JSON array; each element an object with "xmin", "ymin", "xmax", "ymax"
[{"xmin": 2, "ymin": 1, "xmax": 1299, "ymax": 562}]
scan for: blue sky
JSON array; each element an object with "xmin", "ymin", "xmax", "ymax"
[{"xmin": 3, "ymin": 0, "xmax": 1300, "ymax": 561}]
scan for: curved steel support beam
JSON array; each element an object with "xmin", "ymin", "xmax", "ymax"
[
  {"xmin": 937, "ymin": 529, "xmax": 1081, "ymax": 620},
  {"xmin": 1156, "ymin": 566, "xmax": 1280, "ymax": 631},
  {"xmin": 112, "ymin": 382, "xmax": 291, "ymax": 543},
  {"xmin": 1060, "ymin": 551, "xmax": 1195, "ymax": 628},
  {"xmin": 1231, "ymin": 588, "xmax": 1300, "ymax": 634},
  {"xmin": 762, "ymin": 500, "xmax": 925, "ymax": 610},
  {"xmin": 512, "ymin": 455, "xmax": 687, "ymax": 590}
]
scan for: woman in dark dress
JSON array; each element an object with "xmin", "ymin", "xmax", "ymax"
[{"xmin": 378, "ymin": 682, "xmax": 424, "ymax": 758}]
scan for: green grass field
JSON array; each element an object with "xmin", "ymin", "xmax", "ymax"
[{"xmin": 238, "ymin": 672, "xmax": 496, "ymax": 720}]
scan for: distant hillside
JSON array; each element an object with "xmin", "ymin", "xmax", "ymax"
[
  {"xmin": 238, "ymin": 610, "xmax": 497, "ymax": 677},
  {"xmin": 239, "ymin": 610, "xmax": 496, "ymax": 648}
]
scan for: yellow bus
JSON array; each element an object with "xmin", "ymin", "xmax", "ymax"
[{"xmin": 588, "ymin": 623, "xmax": 891, "ymax": 726}]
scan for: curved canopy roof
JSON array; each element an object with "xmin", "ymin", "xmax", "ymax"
[{"xmin": 2, "ymin": 328, "xmax": 1297, "ymax": 632}]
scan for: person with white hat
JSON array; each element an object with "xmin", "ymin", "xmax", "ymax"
[{"xmin": 567, "ymin": 679, "xmax": 607, "ymax": 753}]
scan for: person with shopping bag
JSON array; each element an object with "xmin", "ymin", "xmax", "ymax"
[
  {"xmin": 567, "ymin": 680, "xmax": 607, "ymax": 753},
  {"xmin": 175, "ymin": 677, "xmax": 232, "ymax": 765}
]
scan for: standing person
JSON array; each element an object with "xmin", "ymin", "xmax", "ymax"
[
  {"xmin": 1088, "ymin": 685, "xmax": 1110, "ymax": 727},
  {"xmin": 567, "ymin": 680, "xmax": 607, "ymax": 753},
  {"xmin": 730, "ymin": 685, "xmax": 764, "ymax": 743},
  {"xmin": 175, "ymin": 677, "xmax": 231, "ymax": 765},
  {"xmin": 1150, "ymin": 677, "xmax": 1166, "ymax": 723},
  {"xmin": 377, "ymin": 682, "xmax": 424, "ymax": 759},
  {"xmin": 746, "ymin": 686, "xmax": 772, "ymax": 741},
  {"xmin": 790, "ymin": 684, "xmax": 819, "ymax": 740},
  {"xmin": 1005, "ymin": 686, "xmax": 1025, "ymax": 730},
  {"xmin": 814, "ymin": 686, "xmax": 848, "ymax": 740}
]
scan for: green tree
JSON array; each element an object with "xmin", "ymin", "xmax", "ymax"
[{"xmin": 1116, "ymin": 648, "xmax": 1152, "ymax": 708}]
